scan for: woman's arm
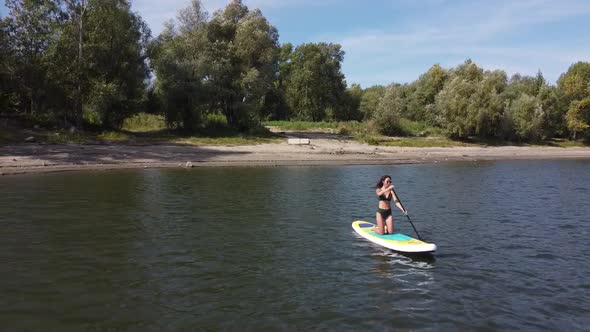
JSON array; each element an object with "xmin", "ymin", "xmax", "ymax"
[{"xmin": 376, "ymin": 185, "xmax": 394, "ymax": 196}]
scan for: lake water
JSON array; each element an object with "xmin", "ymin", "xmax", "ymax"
[{"xmin": 1, "ymin": 160, "xmax": 589, "ymax": 331}]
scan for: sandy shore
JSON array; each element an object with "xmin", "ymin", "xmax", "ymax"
[{"xmin": 2, "ymin": 137, "xmax": 590, "ymax": 175}]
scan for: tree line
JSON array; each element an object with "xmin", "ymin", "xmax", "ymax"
[
  {"xmin": 1, "ymin": 0, "xmax": 589, "ymax": 141},
  {"xmin": 370, "ymin": 61, "xmax": 590, "ymax": 141}
]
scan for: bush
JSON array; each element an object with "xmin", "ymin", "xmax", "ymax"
[
  {"xmin": 86, "ymin": 83, "xmax": 127, "ymax": 129},
  {"xmin": 203, "ymin": 113, "xmax": 228, "ymax": 130},
  {"xmin": 122, "ymin": 113, "xmax": 167, "ymax": 132}
]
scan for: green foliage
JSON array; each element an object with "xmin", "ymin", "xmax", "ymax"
[
  {"xmin": 264, "ymin": 120, "xmax": 345, "ymax": 131},
  {"xmin": 203, "ymin": 113, "xmax": 228, "ymax": 130},
  {"xmin": 537, "ymin": 85, "xmax": 567, "ymax": 137},
  {"xmin": 436, "ymin": 60, "xmax": 506, "ymax": 138},
  {"xmin": 566, "ymin": 97, "xmax": 590, "ymax": 139},
  {"xmin": 359, "ymin": 85, "xmax": 385, "ymax": 120},
  {"xmin": 405, "ymin": 64, "xmax": 448, "ymax": 124},
  {"xmin": 206, "ymin": 1, "xmax": 279, "ymax": 130},
  {"xmin": 505, "ymin": 71, "xmax": 546, "ymax": 99},
  {"xmin": 505, "ymin": 94, "xmax": 546, "ymax": 142},
  {"xmin": 264, "ymin": 120, "xmax": 332, "ymax": 131},
  {"xmin": 82, "ymin": 0, "xmax": 150, "ymax": 128},
  {"xmin": 557, "ymin": 62, "xmax": 590, "ymax": 138},
  {"xmin": 4, "ymin": 0, "xmax": 64, "ymax": 116},
  {"xmin": 122, "ymin": 113, "xmax": 166, "ymax": 132},
  {"xmin": 258, "ymin": 42, "xmax": 292, "ymax": 121},
  {"xmin": 0, "ymin": 0, "xmax": 587, "ymax": 145},
  {"xmin": 337, "ymin": 83, "xmax": 363, "ymax": 121},
  {"xmin": 502, "ymin": 72, "xmax": 565, "ymax": 139},
  {"xmin": 151, "ymin": 0, "xmax": 279, "ymax": 132},
  {"xmin": 374, "ymin": 84, "xmax": 405, "ymax": 135},
  {"xmin": 396, "ymin": 118, "xmax": 444, "ymax": 137},
  {"xmin": 558, "ymin": 62, "xmax": 590, "ymax": 103},
  {"xmin": 98, "ymin": 131, "xmax": 130, "ymax": 141},
  {"xmin": 86, "ymin": 82, "xmax": 125, "ymax": 129},
  {"xmin": 2, "ymin": 0, "xmax": 150, "ymax": 129},
  {"xmin": 283, "ymin": 42, "xmax": 347, "ymax": 121},
  {"xmin": 0, "ymin": 18, "xmax": 17, "ymax": 115},
  {"xmin": 149, "ymin": 0, "xmax": 209, "ymax": 131}
]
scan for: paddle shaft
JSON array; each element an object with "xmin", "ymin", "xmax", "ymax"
[{"xmin": 390, "ymin": 186, "xmax": 424, "ymax": 240}]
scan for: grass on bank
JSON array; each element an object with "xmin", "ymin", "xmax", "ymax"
[
  {"xmin": 2, "ymin": 113, "xmax": 279, "ymax": 146},
  {"xmin": 265, "ymin": 119, "xmax": 467, "ymax": 146},
  {"xmin": 121, "ymin": 113, "xmax": 167, "ymax": 132},
  {"xmin": 3, "ymin": 113, "xmax": 588, "ymax": 147},
  {"xmin": 265, "ymin": 118, "xmax": 590, "ymax": 147}
]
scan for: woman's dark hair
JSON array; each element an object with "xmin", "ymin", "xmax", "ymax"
[{"xmin": 376, "ymin": 175, "xmax": 391, "ymax": 188}]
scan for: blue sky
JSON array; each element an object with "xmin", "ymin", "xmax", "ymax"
[{"xmin": 2, "ymin": 0, "xmax": 590, "ymax": 87}]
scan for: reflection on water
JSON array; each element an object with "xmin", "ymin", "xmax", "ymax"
[{"xmin": 1, "ymin": 160, "xmax": 590, "ymax": 330}]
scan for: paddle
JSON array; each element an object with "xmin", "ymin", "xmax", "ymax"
[{"xmin": 390, "ymin": 186, "xmax": 424, "ymax": 241}]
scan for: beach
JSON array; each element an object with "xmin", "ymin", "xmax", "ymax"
[{"xmin": 2, "ymin": 137, "xmax": 590, "ymax": 175}]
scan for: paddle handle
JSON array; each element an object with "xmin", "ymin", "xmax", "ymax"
[
  {"xmin": 391, "ymin": 186, "xmax": 424, "ymax": 241},
  {"xmin": 405, "ymin": 214, "xmax": 423, "ymax": 241}
]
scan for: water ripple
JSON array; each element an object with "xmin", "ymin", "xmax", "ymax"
[{"xmin": 1, "ymin": 161, "xmax": 589, "ymax": 330}]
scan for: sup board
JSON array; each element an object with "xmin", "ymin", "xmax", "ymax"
[{"xmin": 352, "ymin": 220, "xmax": 436, "ymax": 253}]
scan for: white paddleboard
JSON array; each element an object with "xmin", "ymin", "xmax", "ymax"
[{"xmin": 352, "ymin": 220, "xmax": 436, "ymax": 253}]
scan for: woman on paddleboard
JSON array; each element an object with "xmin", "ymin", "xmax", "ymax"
[{"xmin": 375, "ymin": 175, "xmax": 407, "ymax": 235}]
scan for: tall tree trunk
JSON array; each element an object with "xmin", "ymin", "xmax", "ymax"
[{"xmin": 73, "ymin": 0, "xmax": 86, "ymax": 128}]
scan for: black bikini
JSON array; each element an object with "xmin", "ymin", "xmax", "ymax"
[
  {"xmin": 377, "ymin": 193, "xmax": 392, "ymax": 218},
  {"xmin": 378, "ymin": 193, "xmax": 392, "ymax": 201}
]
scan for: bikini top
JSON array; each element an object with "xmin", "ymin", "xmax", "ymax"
[{"xmin": 378, "ymin": 193, "xmax": 392, "ymax": 201}]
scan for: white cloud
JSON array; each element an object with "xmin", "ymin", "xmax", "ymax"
[
  {"xmin": 132, "ymin": 0, "xmax": 334, "ymax": 35},
  {"xmin": 331, "ymin": 0, "xmax": 590, "ymax": 85},
  {"xmin": 129, "ymin": 0, "xmax": 589, "ymax": 86}
]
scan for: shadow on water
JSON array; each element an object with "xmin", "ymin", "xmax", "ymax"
[
  {"xmin": 399, "ymin": 252, "xmax": 436, "ymax": 263},
  {"xmin": 362, "ymin": 244, "xmax": 437, "ymax": 268}
]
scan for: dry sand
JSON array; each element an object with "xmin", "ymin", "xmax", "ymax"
[{"xmin": 2, "ymin": 134, "xmax": 590, "ymax": 175}]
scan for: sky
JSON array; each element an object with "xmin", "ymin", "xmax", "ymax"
[{"xmin": 2, "ymin": 0, "xmax": 590, "ymax": 87}]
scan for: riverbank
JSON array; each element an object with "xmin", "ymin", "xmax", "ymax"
[{"xmin": 2, "ymin": 138, "xmax": 590, "ymax": 175}]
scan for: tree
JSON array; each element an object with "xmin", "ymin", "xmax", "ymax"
[
  {"xmin": 558, "ymin": 62, "xmax": 590, "ymax": 104},
  {"xmin": 283, "ymin": 42, "xmax": 347, "ymax": 121},
  {"xmin": 0, "ymin": 18, "xmax": 17, "ymax": 114},
  {"xmin": 206, "ymin": 0, "xmax": 279, "ymax": 130},
  {"xmin": 80, "ymin": 0, "xmax": 150, "ymax": 129},
  {"xmin": 435, "ymin": 60, "xmax": 483, "ymax": 138},
  {"xmin": 4, "ymin": 0, "xmax": 63, "ymax": 116},
  {"xmin": 537, "ymin": 85, "xmax": 566, "ymax": 137},
  {"xmin": 406, "ymin": 64, "xmax": 447, "ymax": 123},
  {"xmin": 374, "ymin": 83, "xmax": 406, "ymax": 135},
  {"xmin": 557, "ymin": 62, "xmax": 590, "ymax": 138},
  {"xmin": 503, "ymin": 71, "xmax": 565, "ymax": 139},
  {"xmin": 506, "ymin": 94, "xmax": 546, "ymax": 141},
  {"xmin": 505, "ymin": 71, "xmax": 545, "ymax": 101},
  {"xmin": 472, "ymin": 69, "xmax": 507, "ymax": 137},
  {"xmin": 60, "ymin": 0, "xmax": 88, "ymax": 127},
  {"xmin": 566, "ymin": 97, "xmax": 590, "ymax": 140},
  {"xmin": 435, "ymin": 60, "xmax": 506, "ymax": 139},
  {"xmin": 359, "ymin": 85, "xmax": 385, "ymax": 120},
  {"xmin": 336, "ymin": 83, "xmax": 362, "ymax": 121},
  {"xmin": 151, "ymin": 0, "xmax": 278, "ymax": 131},
  {"xmin": 149, "ymin": 0, "xmax": 210, "ymax": 131}
]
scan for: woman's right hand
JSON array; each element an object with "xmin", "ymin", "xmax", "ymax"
[{"xmin": 388, "ymin": 185, "xmax": 394, "ymax": 191}]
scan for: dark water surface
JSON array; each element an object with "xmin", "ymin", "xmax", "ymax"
[{"xmin": 1, "ymin": 160, "xmax": 589, "ymax": 331}]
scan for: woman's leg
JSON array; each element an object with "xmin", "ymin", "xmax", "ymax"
[
  {"xmin": 385, "ymin": 215, "xmax": 394, "ymax": 234},
  {"xmin": 375, "ymin": 212, "xmax": 385, "ymax": 234}
]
